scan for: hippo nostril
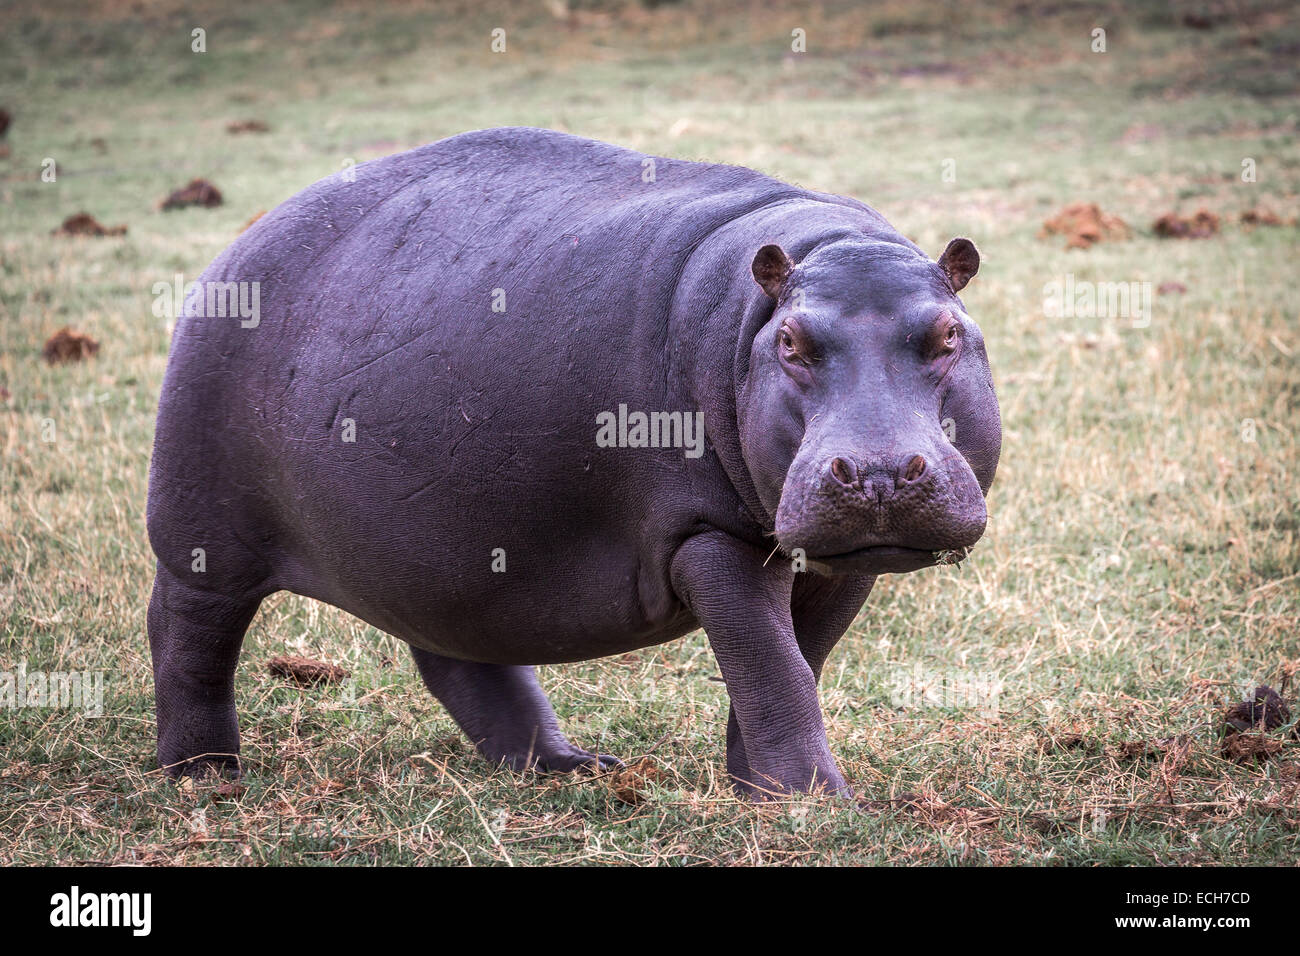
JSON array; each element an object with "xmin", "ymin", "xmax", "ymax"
[
  {"xmin": 901, "ymin": 454, "xmax": 927, "ymax": 484},
  {"xmin": 829, "ymin": 457, "xmax": 856, "ymax": 487}
]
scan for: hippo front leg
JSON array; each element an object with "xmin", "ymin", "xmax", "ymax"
[
  {"xmin": 722, "ymin": 570, "xmax": 877, "ymax": 795},
  {"xmin": 671, "ymin": 531, "xmax": 847, "ymax": 799}
]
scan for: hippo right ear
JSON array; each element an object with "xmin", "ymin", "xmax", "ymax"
[{"xmin": 752, "ymin": 244, "xmax": 794, "ymax": 299}]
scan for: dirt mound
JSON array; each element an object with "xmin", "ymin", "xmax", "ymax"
[
  {"xmin": 160, "ymin": 178, "xmax": 224, "ymax": 210},
  {"xmin": 42, "ymin": 328, "xmax": 101, "ymax": 364},
  {"xmin": 1153, "ymin": 209, "xmax": 1219, "ymax": 239},
  {"xmin": 1240, "ymin": 207, "xmax": 1289, "ymax": 227},
  {"xmin": 226, "ymin": 119, "xmax": 270, "ymax": 134},
  {"xmin": 1221, "ymin": 685, "xmax": 1294, "ymax": 763},
  {"xmin": 1224, "ymin": 685, "xmax": 1291, "ymax": 732},
  {"xmin": 607, "ymin": 757, "xmax": 668, "ymax": 805},
  {"xmin": 267, "ymin": 655, "xmax": 349, "ymax": 685},
  {"xmin": 1039, "ymin": 202, "xmax": 1130, "ymax": 249},
  {"xmin": 52, "ymin": 212, "xmax": 127, "ymax": 237}
]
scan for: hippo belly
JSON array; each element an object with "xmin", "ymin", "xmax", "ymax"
[{"xmin": 148, "ymin": 127, "xmax": 801, "ymax": 663}]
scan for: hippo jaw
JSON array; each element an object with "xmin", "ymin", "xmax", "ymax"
[{"xmin": 800, "ymin": 544, "xmax": 972, "ymax": 577}]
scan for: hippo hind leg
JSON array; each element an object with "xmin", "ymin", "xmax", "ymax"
[
  {"xmin": 148, "ymin": 564, "xmax": 262, "ymax": 778},
  {"xmin": 410, "ymin": 648, "xmax": 621, "ymax": 773}
]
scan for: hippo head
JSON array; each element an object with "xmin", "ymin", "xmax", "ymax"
[{"xmin": 737, "ymin": 237, "xmax": 1000, "ymax": 575}]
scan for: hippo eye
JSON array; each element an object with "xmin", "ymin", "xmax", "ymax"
[
  {"xmin": 925, "ymin": 313, "xmax": 962, "ymax": 359},
  {"xmin": 778, "ymin": 322, "xmax": 812, "ymax": 365}
]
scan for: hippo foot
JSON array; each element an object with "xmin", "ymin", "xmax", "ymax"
[
  {"xmin": 409, "ymin": 647, "xmax": 624, "ymax": 777},
  {"xmin": 161, "ymin": 754, "xmax": 242, "ymax": 780},
  {"xmin": 489, "ymin": 742, "xmax": 623, "ymax": 775},
  {"xmin": 723, "ymin": 703, "xmax": 851, "ymax": 800},
  {"xmin": 730, "ymin": 770, "xmax": 853, "ymax": 802}
]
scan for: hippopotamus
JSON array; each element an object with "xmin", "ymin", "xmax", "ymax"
[{"xmin": 147, "ymin": 127, "xmax": 1000, "ymax": 798}]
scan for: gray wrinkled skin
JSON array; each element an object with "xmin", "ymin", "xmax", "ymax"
[{"xmin": 147, "ymin": 127, "xmax": 1001, "ymax": 797}]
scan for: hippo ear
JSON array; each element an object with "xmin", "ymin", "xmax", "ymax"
[
  {"xmin": 752, "ymin": 244, "xmax": 794, "ymax": 299},
  {"xmin": 937, "ymin": 238, "xmax": 979, "ymax": 293}
]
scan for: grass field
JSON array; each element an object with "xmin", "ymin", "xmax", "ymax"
[{"xmin": 2, "ymin": 0, "xmax": 1298, "ymax": 865}]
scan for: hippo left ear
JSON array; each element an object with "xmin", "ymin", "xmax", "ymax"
[
  {"xmin": 752, "ymin": 244, "xmax": 795, "ymax": 299},
  {"xmin": 937, "ymin": 238, "xmax": 979, "ymax": 293}
]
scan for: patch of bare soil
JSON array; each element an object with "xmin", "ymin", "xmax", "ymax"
[
  {"xmin": 1119, "ymin": 123, "xmax": 1162, "ymax": 145},
  {"xmin": 42, "ymin": 328, "xmax": 100, "ymax": 364},
  {"xmin": 1038, "ymin": 730, "xmax": 1096, "ymax": 753},
  {"xmin": 1038, "ymin": 202, "xmax": 1130, "ymax": 249},
  {"xmin": 52, "ymin": 212, "xmax": 126, "ymax": 237},
  {"xmin": 160, "ymin": 178, "xmax": 223, "ymax": 210},
  {"xmin": 1153, "ymin": 209, "xmax": 1219, "ymax": 239},
  {"xmin": 1115, "ymin": 736, "xmax": 1191, "ymax": 760},
  {"xmin": 267, "ymin": 655, "xmax": 349, "ymax": 685},
  {"xmin": 861, "ymin": 788, "xmax": 1003, "ymax": 830},
  {"xmin": 212, "ymin": 781, "xmax": 247, "ymax": 800},
  {"xmin": 1221, "ymin": 733, "xmax": 1286, "ymax": 763},
  {"xmin": 226, "ymin": 119, "xmax": 270, "ymax": 134},
  {"xmin": 1038, "ymin": 731, "xmax": 1190, "ymax": 761}
]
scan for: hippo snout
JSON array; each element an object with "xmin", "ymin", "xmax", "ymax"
[
  {"xmin": 827, "ymin": 452, "xmax": 931, "ymax": 501},
  {"xmin": 774, "ymin": 444, "xmax": 987, "ymax": 563}
]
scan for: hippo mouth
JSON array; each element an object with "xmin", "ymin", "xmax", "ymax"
[{"xmin": 803, "ymin": 544, "xmax": 973, "ymax": 577}]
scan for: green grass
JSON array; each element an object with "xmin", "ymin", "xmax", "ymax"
[{"xmin": 1, "ymin": 0, "xmax": 1298, "ymax": 865}]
